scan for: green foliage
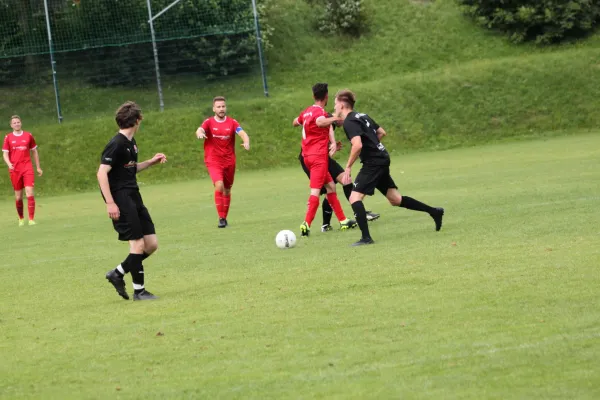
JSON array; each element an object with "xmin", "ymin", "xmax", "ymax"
[
  {"xmin": 305, "ymin": 0, "xmax": 369, "ymax": 36},
  {"xmin": 458, "ymin": 0, "xmax": 600, "ymax": 44}
]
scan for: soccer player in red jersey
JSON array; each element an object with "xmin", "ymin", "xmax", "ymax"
[
  {"xmin": 293, "ymin": 83, "xmax": 356, "ymax": 237},
  {"xmin": 195, "ymin": 96, "xmax": 250, "ymax": 228},
  {"xmin": 2, "ymin": 115, "xmax": 43, "ymax": 226}
]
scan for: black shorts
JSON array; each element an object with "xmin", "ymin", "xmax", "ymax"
[
  {"xmin": 111, "ymin": 189, "xmax": 155, "ymax": 241},
  {"xmin": 353, "ymin": 163, "xmax": 398, "ymax": 196},
  {"xmin": 298, "ymin": 152, "xmax": 345, "ymax": 195}
]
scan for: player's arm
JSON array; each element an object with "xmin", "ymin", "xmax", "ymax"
[
  {"xmin": 328, "ymin": 126, "xmax": 337, "ymax": 157},
  {"xmin": 196, "ymin": 127, "xmax": 207, "ymax": 139},
  {"xmin": 376, "ymin": 127, "xmax": 387, "ymax": 141},
  {"xmin": 31, "ymin": 147, "xmax": 43, "ymax": 176},
  {"xmin": 237, "ymin": 128, "xmax": 250, "ymax": 151},
  {"xmin": 97, "ymin": 164, "xmax": 119, "ymax": 220},
  {"xmin": 137, "ymin": 153, "xmax": 168, "ymax": 172},
  {"xmin": 315, "ymin": 115, "xmax": 342, "ymax": 128},
  {"xmin": 2, "ymin": 150, "xmax": 13, "ymax": 170},
  {"xmin": 292, "ymin": 117, "xmax": 301, "ymax": 127},
  {"xmin": 341, "ymin": 136, "xmax": 362, "ymax": 185}
]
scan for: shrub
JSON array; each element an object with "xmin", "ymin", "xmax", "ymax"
[{"xmin": 458, "ymin": 0, "xmax": 600, "ymax": 44}]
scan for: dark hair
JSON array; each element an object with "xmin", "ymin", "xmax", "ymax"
[
  {"xmin": 312, "ymin": 83, "xmax": 328, "ymax": 101},
  {"xmin": 115, "ymin": 101, "xmax": 143, "ymax": 129},
  {"xmin": 335, "ymin": 89, "xmax": 356, "ymax": 109},
  {"xmin": 213, "ymin": 96, "xmax": 226, "ymax": 104}
]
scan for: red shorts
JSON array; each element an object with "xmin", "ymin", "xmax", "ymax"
[
  {"xmin": 304, "ymin": 154, "xmax": 333, "ymax": 190},
  {"xmin": 206, "ymin": 162, "xmax": 236, "ymax": 189},
  {"xmin": 9, "ymin": 168, "xmax": 34, "ymax": 191}
]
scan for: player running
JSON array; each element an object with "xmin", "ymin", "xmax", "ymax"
[
  {"xmin": 334, "ymin": 89, "xmax": 444, "ymax": 246},
  {"xmin": 297, "ymin": 113, "xmax": 380, "ymax": 232},
  {"xmin": 196, "ymin": 96, "xmax": 250, "ymax": 228},
  {"xmin": 2, "ymin": 115, "xmax": 43, "ymax": 226},
  {"xmin": 99, "ymin": 101, "xmax": 167, "ymax": 301},
  {"xmin": 293, "ymin": 83, "xmax": 356, "ymax": 237}
]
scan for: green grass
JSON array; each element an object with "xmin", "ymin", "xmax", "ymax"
[{"xmin": 1, "ymin": 134, "xmax": 599, "ymax": 399}]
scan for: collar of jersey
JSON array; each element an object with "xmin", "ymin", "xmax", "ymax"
[
  {"xmin": 11, "ymin": 131, "xmax": 24, "ymax": 137},
  {"xmin": 213, "ymin": 116, "xmax": 228, "ymax": 123}
]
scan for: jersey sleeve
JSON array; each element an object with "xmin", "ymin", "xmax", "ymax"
[
  {"xmin": 343, "ymin": 119, "xmax": 364, "ymax": 140},
  {"xmin": 232, "ymin": 119, "xmax": 243, "ymax": 134},
  {"xmin": 29, "ymin": 134, "xmax": 37, "ymax": 150},
  {"xmin": 201, "ymin": 119, "xmax": 211, "ymax": 133},
  {"xmin": 297, "ymin": 111, "xmax": 305, "ymax": 126},
  {"xmin": 2, "ymin": 135, "xmax": 8, "ymax": 152},
  {"xmin": 100, "ymin": 140, "xmax": 122, "ymax": 167}
]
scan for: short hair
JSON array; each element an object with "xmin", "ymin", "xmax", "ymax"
[
  {"xmin": 10, "ymin": 115, "xmax": 21, "ymax": 122},
  {"xmin": 115, "ymin": 101, "xmax": 142, "ymax": 129},
  {"xmin": 213, "ymin": 96, "xmax": 226, "ymax": 104},
  {"xmin": 335, "ymin": 89, "xmax": 356, "ymax": 109},
  {"xmin": 312, "ymin": 83, "xmax": 328, "ymax": 101}
]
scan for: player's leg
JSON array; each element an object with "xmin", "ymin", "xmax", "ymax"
[
  {"xmin": 324, "ymin": 179, "xmax": 356, "ymax": 230},
  {"xmin": 131, "ymin": 193, "xmax": 159, "ymax": 300},
  {"xmin": 301, "ymin": 156, "xmax": 325, "ymax": 237},
  {"xmin": 320, "ymin": 185, "xmax": 333, "ymax": 231},
  {"xmin": 207, "ymin": 163, "xmax": 227, "ymax": 227},
  {"xmin": 332, "ymin": 159, "xmax": 380, "ymax": 222},
  {"xmin": 221, "ymin": 164, "xmax": 235, "ymax": 225},
  {"xmin": 348, "ymin": 165, "xmax": 380, "ymax": 246},
  {"xmin": 24, "ymin": 170, "xmax": 36, "ymax": 225},
  {"xmin": 380, "ymin": 172, "xmax": 444, "ymax": 231},
  {"xmin": 11, "ymin": 171, "xmax": 24, "ymax": 225}
]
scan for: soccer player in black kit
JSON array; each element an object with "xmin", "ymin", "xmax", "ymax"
[
  {"xmin": 334, "ymin": 89, "xmax": 444, "ymax": 246},
  {"xmin": 97, "ymin": 101, "xmax": 167, "ymax": 300}
]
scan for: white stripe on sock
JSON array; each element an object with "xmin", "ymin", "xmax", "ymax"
[
  {"xmin": 133, "ymin": 283, "xmax": 144, "ymax": 290},
  {"xmin": 117, "ymin": 264, "xmax": 125, "ymax": 275}
]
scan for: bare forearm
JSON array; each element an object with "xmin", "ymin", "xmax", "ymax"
[
  {"xmin": 32, "ymin": 150, "xmax": 41, "ymax": 169},
  {"xmin": 316, "ymin": 116, "xmax": 340, "ymax": 128},
  {"xmin": 239, "ymin": 131, "xmax": 250, "ymax": 145},
  {"xmin": 3, "ymin": 152, "xmax": 10, "ymax": 167},
  {"xmin": 136, "ymin": 159, "xmax": 154, "ymax": 172},
  {"xmin": 346, "ymin": 145, "xmax": 362, "ymax": 169},
  {"xmin": 97, "ymin": 171, "xmax": 115, "ymax": 204}
]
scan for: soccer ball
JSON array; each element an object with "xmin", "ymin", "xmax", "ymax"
[{"xmin": 275, "ymin": 230, "xmax": 296, "ymax": 249}]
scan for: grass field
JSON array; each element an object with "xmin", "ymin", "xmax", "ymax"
[{"xmin": 1, "ymin": 133, "xmax": 599, "ymax": 399}]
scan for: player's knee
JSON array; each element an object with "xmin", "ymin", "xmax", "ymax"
[
  {"xmin": 25, "ymin": 188, "xmax": 34, "ymax": 197},
  {"xmin": 130, "ymin": 239, "xmax": 145, "ymax": 254},
  {"xmin": 14, "ymin": 192, "xmax": 23, "ymax": 201},
  {"xmin": 349, "ymin": 192, "xmax": 362, "ymax": 204},
  {"xmin": 388, "ymin": 193, "xmax": 402, "ymax": 206},
  {"xmin": 214, "ymin": 181, "xmax": 225, "ymax": 192}
]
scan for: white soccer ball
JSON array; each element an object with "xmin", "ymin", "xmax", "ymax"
[{"xmin": 275, "ymin": 230, "xmax": 297, "ymax": 249}]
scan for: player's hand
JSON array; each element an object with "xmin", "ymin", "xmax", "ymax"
[
  {"xmin": 107, "ymin": 202, "xmax": 120, "ymax": 220},
  {"xmin": 241, "ymin": 141, "xmax": 250, "ymax": 151},
  {"xmin": 37, "ymin": 167, "xmax": 43, "ymax": 176},
  {"xmin": 342, "ymin": 168, "xmax": 352, "ymax": 185},
  {"xmin": 7, "ymin": 162, "xmax": 14, "ymax": 170},
  {"xmin": 336, "ymin": 141, "xmax": 343, "ymax": 151},
  {"xmin": 329, "ymin": 142, "xmax": 337, "ymax": 157},
  {"xmin": 152, "ymin": 153, "xmax": 168, "ymax": 165},
  {"xmin": 196, "ymin": 128, "xmax": 206, "ymax": 139}
]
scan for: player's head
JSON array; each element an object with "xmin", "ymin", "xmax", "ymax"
[
  {"xmin": 213, "ymin": 96, "xmax": 227, "ymax": 119},
  {"xmin": 312, "ymin": 83, "xmax": 328, "ymax": 105},
  {"xmin": 10, "ymin": 115, "xmax": 22, "ymax": 131},
  {"xmin": 334, "ymin": 89, "xmax": 356, "ymax": 118},
  {"xmin": 115, "ymin": 101, "xmax": 143, "ymax": 131}
]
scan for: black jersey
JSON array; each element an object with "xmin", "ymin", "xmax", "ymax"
[
  {"xmin": 343, "ymin": 111, "xmax": 390, "ymax": 166},
  {"xmin": 100, "ymin": 133, "xmax": 139, "ymax": 192}
]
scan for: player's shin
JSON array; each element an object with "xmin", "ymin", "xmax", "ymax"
[
  {"xmin": 15, "ymin": 199, "xmax": 24, "ymax": 219},
  {"xmin": 304, "ymin": 195, "xmax": 320, "ymax": 226},
  {"xmin": 27, "ymin": 196, "xmax": 35, "ymax": 220},
  {"xmin": 326, "ymin": 192, "xmax": 347, "ymax": 222},
  {"xmin": 128, "ymin": 254, "xmax": 146, "ymax": 293},
  {"xmin": 223, "ymin": 194, "xmax": 231, "ymax": 218},
  {"xmin": 322, "ymin": 198, "xmax": 333, "ymax": 226},
  {"xmin": 351, "ymin": 201, "xmax": 371, "ymax": 239},
  {"xmin": 399, "ymin": 196, "xmax": 435, "ymax": 213},
  {"xmin": 214, "ymin": 191, "xmax": 224, "ymax": 218}
]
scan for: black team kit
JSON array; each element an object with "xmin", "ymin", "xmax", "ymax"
[
  {"xmin": 343, "ymin": 111, "xmax": 444, "ymax": 246},
  {"xmin": 102, "ymin": 133, "xmax": 157, "ymax": 301}
]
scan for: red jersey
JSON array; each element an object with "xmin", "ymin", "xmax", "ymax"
[
  {"xmin": 2, "ymin": 131, "xmax": 37, "ymax": 169},
  {"xmin": 298, "ymin": 105, "xmax": 329, "ymax": 157},
  {"xmin": 201, "ymin": 116, "xmax": 242, "ymax": 164}
]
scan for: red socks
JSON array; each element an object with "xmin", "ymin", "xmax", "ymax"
[
  {"xmin": 222, "ymin": 194, "xmax": 231, "ymax": 219},
  {"xmin": 27, "ymin": 196, "xmax": 35, "ymax": 220},
  {"xmin": 16, "ymin": 199, "xmax": 24, "ymax": 219},
  {"xmin": 326, "ymin": 192, "xmax": 347, "ymax": 222},
  {"xmin": 214, "ymin": 191, "xmax": 224, "ymax": 218},
  {"xmin": 304, "ymin": 195, "xmax": 320, "ymax": 226}
]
